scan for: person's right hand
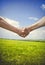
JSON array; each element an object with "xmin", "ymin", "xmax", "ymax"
[{"xmin": 22, "ymin": 27, "xmax": 30, "ymax": 37}]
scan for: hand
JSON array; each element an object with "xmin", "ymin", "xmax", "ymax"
[
  {"xmin": 17, "ymin": 27, "xmax": 30, "ymax": 38},
  {"xmin": 22, "ymin": 27, "xmax": 30, "ymax": 37}
]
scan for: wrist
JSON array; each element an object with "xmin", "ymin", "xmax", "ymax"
[
  {"xmin": 27, "ymin": 27, "xmax": 33, "ymax": 32},
  {"xmin": 15, "ymin": 28, "xmax": 19, "ymax": 34}
]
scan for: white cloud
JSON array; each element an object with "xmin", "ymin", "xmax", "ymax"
[
  {"xmin": 0, "ymin": 28, "xmax": 20, "ymax": 39},
  {"xmin": 28, "ymin": 17, "xmax": 38, "ymax": 21},
  {"xmin": 41, "ymin": 4, "xmax": 45, "ymax": 10}
]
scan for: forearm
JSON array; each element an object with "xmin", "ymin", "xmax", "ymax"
[
  {"xmin": 0, "ymin": 18, "xmax": 19, "ymax": 33},
  {"xmin": 28, "ymin": 16, "xmax": 45, "ymax": 32}
]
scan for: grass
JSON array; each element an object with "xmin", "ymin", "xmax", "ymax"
[{"xmin": 0, "ymin": 38, "xmax": 45, "ymax": 65}]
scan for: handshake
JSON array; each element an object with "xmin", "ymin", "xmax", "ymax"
[
  {"xmin": 0, "ymin": 16, "xmax": 45, "ymax": 38},
  {"xmin": 16, "ymin": 27, "xmax": 30, "ymax": 38}
]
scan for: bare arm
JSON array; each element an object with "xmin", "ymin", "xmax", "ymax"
[
  {"xmin": 0, "ymin": 17, "xmax": 26, "ymax": 37},
  {"xmin": 22, "ymin": 16, "xmax": 45, "ymax": 37},
  {"xmin": 28, "ymin": 16, "xmax": 45, "ymax": 32},
  {"xmin": 0, "ymin": 17, "xmax": 20, "ymax": 34}
]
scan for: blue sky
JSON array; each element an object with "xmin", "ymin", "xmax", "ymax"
[
  {"xmin": 0, "ymin": 0, "xmax": 45, "ymax": 40},
  {"xmin": 0, "ymin": 0, "xmax": 45, "ymax": 26}
]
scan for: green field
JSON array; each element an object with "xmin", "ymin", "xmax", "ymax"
[{"xmin": 0, "ymin": 39, "xmax": 45, "ymax": 65}]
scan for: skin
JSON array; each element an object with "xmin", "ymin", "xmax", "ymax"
[
  {"xmin": 0, "ymin": 16, "xmax": 45, "ymax": 37},
  {"xmin": 0, "ymin": 17, "xmax": 26, "ymax": 37}
]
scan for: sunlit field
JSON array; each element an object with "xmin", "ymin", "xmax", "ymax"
[{"xmin": 0, "ymin": 38, "xmax": 45, "ymax": 65}]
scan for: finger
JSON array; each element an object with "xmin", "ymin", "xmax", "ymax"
[{"xmin": 21, "ymin": 34, "xmax": 26, "ymax": 38}]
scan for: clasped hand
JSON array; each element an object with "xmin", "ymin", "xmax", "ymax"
[{"xmin": 17, "ymin": 27, "xmax": 30, "ymax": 38}]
